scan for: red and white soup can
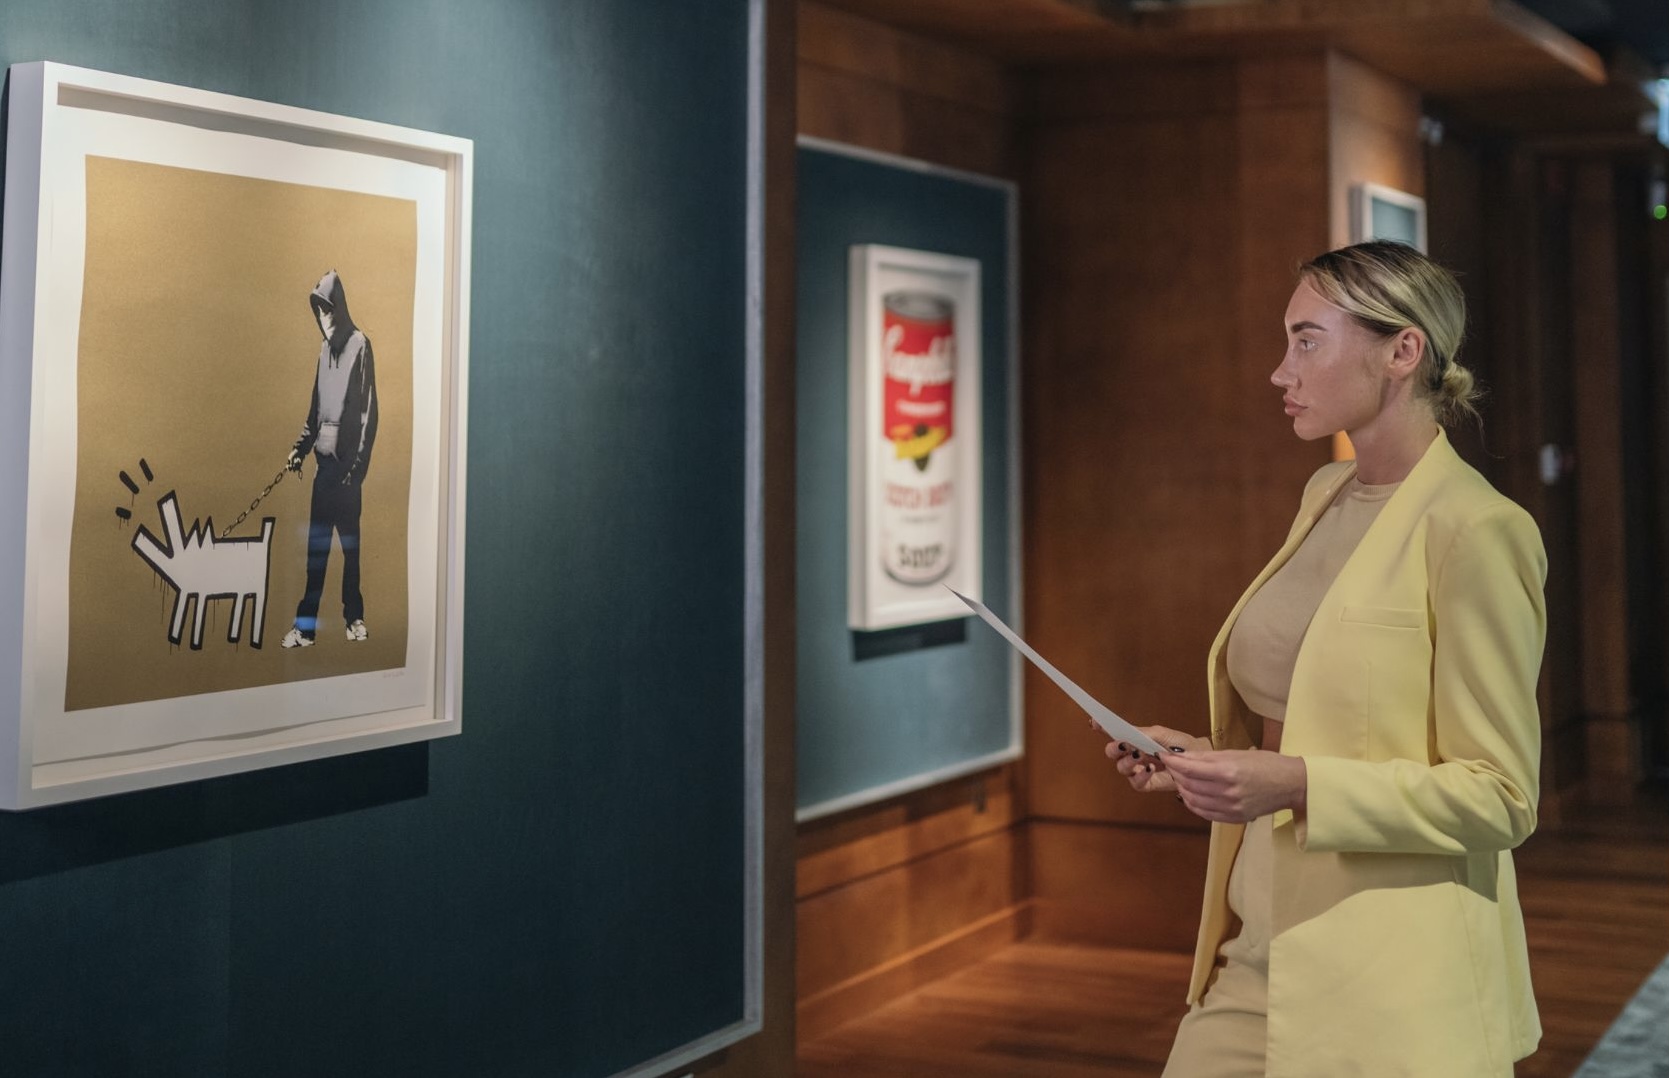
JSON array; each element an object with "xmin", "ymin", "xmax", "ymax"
[{"xmin": 880, "ymin": 290, "xmax": 957, "ymax": 585}]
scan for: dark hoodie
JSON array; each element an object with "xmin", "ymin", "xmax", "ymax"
[{"xmin": 292, "ymin": 271, "xmax": 378, "ymax": 481}]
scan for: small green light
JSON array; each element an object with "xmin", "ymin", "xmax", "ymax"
[{"xmin": 1658, "ymin": 205, "xmax": 1669, "ymax": 221}]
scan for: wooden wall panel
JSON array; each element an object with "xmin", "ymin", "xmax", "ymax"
[
  {"xmin": 1425, "ymin": 134, "xmax": 1605, "ymax": 819},
  {"xmin": 1022, "ymin": 56, "xmax": 1331, "ymax": 834},
  {"xmin": 1570, "ymin": 159, "xmax": 1638, "ymax": 801},
  {"xmin": 1020, "ymin": 49, "xmax": 1431, "ymax": 948},
  {"xmin": 799, "ymin": 1, "xmax": 1019, "ymax": 177},
  {"xmin": 1026, "ymin": 820, "xmax": 1208, "ymax": 952},
  {"xmin": 797, "ymin": 768, "xmax": 1020, "ymax": 899},
  {"xmin": 793, "ymin": 0, "xmax": 1028, "ymax": 1037},
  {"xmin": 796, "ymin": 822, "xmax": 1029, "ymax": 1039},
  {"xmin": 1327, "ymin": 53, "xmax": 1424, "ymax": 249}
]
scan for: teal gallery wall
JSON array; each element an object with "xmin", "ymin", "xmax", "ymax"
[
  {"xmin": 795, "ymin": 144, "xmax": 1018, "ymax": 817},
  {"xmin": 0, "ymin": 3, "xmax": 752, "ymax": 1076}
]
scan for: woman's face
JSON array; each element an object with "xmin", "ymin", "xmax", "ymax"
[{"xmin": 1271, "ymin": 279, "xmax": 1393, "ymax": 441}]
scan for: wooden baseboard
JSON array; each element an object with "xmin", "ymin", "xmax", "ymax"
[
  {"xmin": 1026, "ymin": 818, "xmax": 1208, "ymax": 953},
  {"xmin": 1026, "ymin": 897, "xmax": 1196, "ymax": 952},
  {"xmin": 797, "ymin": 902, "xmax": 1033, "ymax": 1041}
]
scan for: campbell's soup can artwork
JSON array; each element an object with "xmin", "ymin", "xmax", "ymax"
[{"xmin": 880, "ymin": 290, "xmax": 957, "ymax": 585}]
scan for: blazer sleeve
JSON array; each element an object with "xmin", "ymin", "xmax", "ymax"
[{"xmin": 1297, "ymin": 503, "xmax": 1548, "ymax": 855}]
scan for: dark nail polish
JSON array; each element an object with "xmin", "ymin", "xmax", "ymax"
[{"xmin": 1168, "ymin": 745, "xmax": 1185, "ymax": 753}]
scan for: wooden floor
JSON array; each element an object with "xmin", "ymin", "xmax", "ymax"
[{"xmin": 798, "ymin": 791, "xmax": 1669, "ymax": 1077}]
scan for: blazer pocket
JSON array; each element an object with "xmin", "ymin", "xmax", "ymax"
[{"xmin": 1339, "ymin": 604, "xmax": 1425, "ymax": 630}]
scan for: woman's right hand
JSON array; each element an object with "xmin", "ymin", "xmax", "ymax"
[{"xmin": 1104, "ymin": 726, "xmax": 1212, "ymax": 793}]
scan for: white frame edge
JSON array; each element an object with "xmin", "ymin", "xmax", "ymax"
[
  {"xmin": 795, "ymin": 135, "xmax": 1024, "ymax": 825},
  {"xmin": 847, "ymin": 244, "xmax": 984, "ymax": 631},
  {"xmin": 1351, "ymin": 180, "xmax": 1428, "ymax": 253},
  {"xmin": 0, "ymin": 61, "xmax": 473, "ymax": 809}
]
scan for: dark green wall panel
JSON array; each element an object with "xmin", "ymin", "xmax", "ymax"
[
  {"xmin": 795, "ymin": 144, "xmax": 1018, "ymax": 816},
  {"xmin": 0, "ymin": 3, "xmax": 751, "ymax": 1075}
]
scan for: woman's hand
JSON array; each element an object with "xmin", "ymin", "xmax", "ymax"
[
  {"xmin": 1163, "ymin": 749, "xmax": 1307, "ymax": 823},
  {"xmin": 1103, "ymin": 726, "xmax": 1211, "ymax": 794}
]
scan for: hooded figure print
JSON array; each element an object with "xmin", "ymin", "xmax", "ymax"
[{"xmin": 281, "ymin": 270, "xmax": 379, "ymax": 647}]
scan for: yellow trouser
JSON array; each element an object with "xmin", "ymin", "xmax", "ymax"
[{"xmin": 1162, "ymin": 814, "xmax": 1272, "ymax": 1078}]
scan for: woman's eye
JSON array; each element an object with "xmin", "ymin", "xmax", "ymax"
[{"xmin": 1297, "ymin": 338, "xmax": 1316, "ymax": 351}]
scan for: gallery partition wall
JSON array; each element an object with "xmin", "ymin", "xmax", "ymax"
[{"xmin": 0, "ymin": 2, "xmax": 775, "ymax": 1077}]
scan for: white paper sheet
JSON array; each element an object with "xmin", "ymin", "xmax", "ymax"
[{"xmin": 949, "ymin": 587, "xmax": 1168, "ymax": 756}]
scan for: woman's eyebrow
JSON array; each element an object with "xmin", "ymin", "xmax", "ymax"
[{"xmin": 1287, "ymin": 320, "xmax": 1328, "ymax": 334}]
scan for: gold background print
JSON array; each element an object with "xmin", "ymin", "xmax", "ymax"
[{"xmin": 66, "ymin": 157, "xmax": 416, "ymax": 711}]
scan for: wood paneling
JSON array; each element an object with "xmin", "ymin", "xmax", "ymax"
[
  {"xmin": 1425, "ymin": 129, "xmax": 1614, "ymax": 819},
  {"xmin": 805, "ymin": 0, "xmax": 1142, "ymax": 61},
  {"xmin": 1026, "ymin": 820, "xmax": 1208, "ymax": 952},
  {"xmin": 810, "ymin": 0, "xmax": 1605, "ymax": 98},
  {"xmin": 1327, "ymin": 53, "xmax": 1424, "ymax": 249},
  {"xmin": 1023, "ymin": 56, "xmax": 1330, "ymax": 835},
  {"xmin": 1570, "ymin": 159, "xmax": 1638, "ymax": 802},
  {"xmin": 799, "ymin": 1, "xmax": 1019, "ymax": 177},
  {"xmin": 1437, "ymin": 53, "xmax": 1662, "ymax": 140},
  {"xmin": 797, "ymin": 768, "xmax": 1021, "ymax": 899},
  {"xmin": 793, "ymin": 4, "xmax": 1028, "ymax": 1039},
  {"xmin": 797, "ymin": 825, "xmax": 1029, "ymax": 1038}
]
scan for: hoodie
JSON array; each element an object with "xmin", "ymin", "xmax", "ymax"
[{"xmin": 292, "ymin": 271, "xmax": 378, "ymax": 481}]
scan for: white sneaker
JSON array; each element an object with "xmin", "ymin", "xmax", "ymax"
[
  {"xmin": 346, "ymin": 619, "xmax": 369, "ymax": 642},
  {"xmin": 280, "ymin": 627, "xmax": 315, "ymax": 649}
]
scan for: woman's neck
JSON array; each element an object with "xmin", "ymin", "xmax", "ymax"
[{"xmin": 1346, "ymin": 408, "xmax": 1440, "ymax": 485}]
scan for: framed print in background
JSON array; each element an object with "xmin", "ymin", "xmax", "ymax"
[
  {"xmin": 1351, "ymin": 181, "xmax": 1428, "ymax": 252},
  {"xmin": 848, "ymin": 245, "xmax": 982, "ymax": 630},
  {"xmin": 0, "ymin": 62, "xmax": 472, "ymax": 808}
]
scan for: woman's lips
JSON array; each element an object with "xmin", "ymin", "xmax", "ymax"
[{"xmin": 1284, "ymin": 398, "xmax": 1305, "ymax": 416}]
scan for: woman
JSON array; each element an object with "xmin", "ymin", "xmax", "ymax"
[{"xmin": 1108, "ymin": 241, "xmax": 1547, "ymax": 1077}]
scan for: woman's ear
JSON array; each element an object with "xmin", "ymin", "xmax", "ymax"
[{"xmin": 1385, "ymin": 327, "xmax": 1426, "ymax": 382}]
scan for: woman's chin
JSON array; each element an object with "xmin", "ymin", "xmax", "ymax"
[{"xmin": 1290, "ymin": 417, "xmax": 1327, "ymax": 442}]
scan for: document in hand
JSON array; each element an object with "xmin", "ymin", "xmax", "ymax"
[{"xmin": 949, "ymin": 587, "xmax": 1168, "ymax": 756}]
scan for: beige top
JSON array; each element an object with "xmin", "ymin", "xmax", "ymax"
[{"xmin": 1226, "ymin": 476, "xmax": 1401, "ymax": 722}]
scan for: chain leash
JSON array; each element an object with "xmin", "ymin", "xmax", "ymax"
[{"xmin": 221, "ymin": 467, "xmax": 292, "ymax": 538}]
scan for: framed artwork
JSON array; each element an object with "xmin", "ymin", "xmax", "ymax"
[
  {"xmin": 848, "ymin": 245, "xmax": 983, "ymax": 631},
  {"xmin": 1351, "ymin": 181, "xmax": 1428, "ymax": 252},
  {"xmin": 0, "ymin": 62, "xmax": 472, "ymax": 808}
]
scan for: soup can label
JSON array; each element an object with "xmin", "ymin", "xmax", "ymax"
[{"xmin": 880, "ymin": 291, "xmax": 956, "ymax": 585}]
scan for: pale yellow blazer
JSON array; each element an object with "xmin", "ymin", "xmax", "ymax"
[{"xmin": 1190, "ymin": 429, "xmax": 1547, "ymax": 1077}]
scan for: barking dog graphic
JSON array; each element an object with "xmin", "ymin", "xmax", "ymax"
[{"xmin": 130, "ymin": 491, "xmax": 275, "ymax": 650}]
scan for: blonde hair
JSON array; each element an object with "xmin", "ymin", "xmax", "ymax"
[{"xmin": 1299, "ymin": 241, "xmax": 1481, "ymax": 428}]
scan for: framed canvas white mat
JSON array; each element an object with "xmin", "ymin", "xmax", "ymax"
[
  {"xmin": 848, "ymin": 244, "xmax": 983, "ymax": 631},
  {"xmin": 0, "ymin": 61, "xmax": 472, "ymax": 808}
]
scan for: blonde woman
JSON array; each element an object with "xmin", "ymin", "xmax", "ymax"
[{"xmin": 1108, "ymin": 242, "xmax": 1547, "ymax": 1076}]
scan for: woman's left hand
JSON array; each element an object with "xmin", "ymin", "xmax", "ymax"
[{"xmin": 1162, "ymin": 749, "xmax": 1307, "ymax": 823}]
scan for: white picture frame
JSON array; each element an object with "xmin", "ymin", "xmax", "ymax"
[
  {"xmin": 1351, "ymin": 181, "xmax": 1428, "ymax": 252},
  {"xmin": 848, "ymin": 245, "xmax": 982, "ymax": 630},
  {"xmin": 0, "ymin": 62, "xmax": 472, "ymax": 808}
]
